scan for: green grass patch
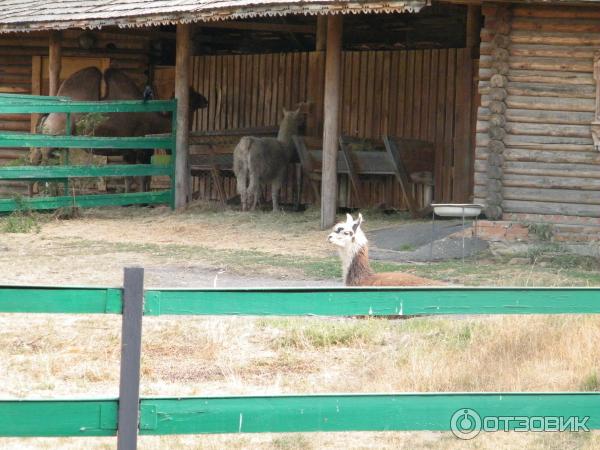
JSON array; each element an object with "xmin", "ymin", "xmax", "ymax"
[
  {"xmin": 549, "ymin": 254, "xmax": 600, "ymax": 271},
  {"xmin": 580, "ymin": 371, "xmax": 600, "ymax": 392},
  {"xmin": 395, "ymin": 317, "xmax": 481, "ymax": 349},
  {"xmin": 527, "ymin": 222, "xmax": 554, "ymax": 241},
  {"xmin": 272, "ymin": 434, "xmax": 314, "ymax": 450},
  {"xmin": 258, "ymin": 317, "xmax": 389, "ymax": 349},
  {"xmin": 2, "ymin": 212, "xmax": 40, "ymax": 233},
  {"xmin": 1, "ymin": 196, "xmax": 43, "ymax": 233}
]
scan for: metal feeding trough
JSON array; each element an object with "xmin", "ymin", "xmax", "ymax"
[
  {"xmin": 431, "ymin": 204, "xmax": 483, "ymax": 218},
  {"xmin": 430, "ymin": 203, "xmax": 484, "ymax": 262}
]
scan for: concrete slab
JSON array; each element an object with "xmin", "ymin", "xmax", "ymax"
[{"xmin": 368, "ymin": 220, "xmax": 488, "ymax": 262}]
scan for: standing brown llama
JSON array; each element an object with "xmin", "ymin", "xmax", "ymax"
[
  {"xmin": 328, "ymin": 213, "xmax": 445, "ymax": 286},
  {"xmin": 233, "ymin": 107, "xmax": 303, "ymax": 212}
]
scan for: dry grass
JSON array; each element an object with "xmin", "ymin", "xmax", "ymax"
[
  {"xmin": 3, "ymin": 431, "xmax": 600, "ymax": 450},
  {"xmin": 1, "ymin": 314, "xmax": 599, "ymax": 449},
  {"xmin": 0, "ymin": 205, "xmax": 599, "ymax": 449},
  {"xmin": 0, "ymin": 204, "xmax": 597, "ymax": 287}
]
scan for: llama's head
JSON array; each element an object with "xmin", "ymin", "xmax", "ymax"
[
  {"xmin": 277, "ymin": 106, "xmax": 304, "ymax": 141},
  {"xmin": 327, "ymin": 213, "xmax": 368, "ymax": 250}
]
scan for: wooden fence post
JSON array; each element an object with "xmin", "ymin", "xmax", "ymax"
[{"xmin": 117, "ymin": 267, "xmax": 145, "ymax": 450}]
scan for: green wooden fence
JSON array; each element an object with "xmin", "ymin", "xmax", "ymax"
[
  {"xmin": 0, "ymin": 272, "xmax": 599, "ymax": 446},
  {"xmin": 0, "ymin": 93, "xmax": 177, "ymax": 211}
]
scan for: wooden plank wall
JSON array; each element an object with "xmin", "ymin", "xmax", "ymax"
[
  {"xmin": 192, "ymin": 53, "xmax": 311, "ymax": 132},
  {"xmin": 191, "ymin": 48, "xmax": 474, "ymax": 209},
  {"xmin": 475, "ymin": 4, "xmax": 600, "ymax": 218}
]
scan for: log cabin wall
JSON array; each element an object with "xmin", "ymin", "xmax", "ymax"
[
  {"xmin": 475, "ymin": 3, "xmax": 600, "ymax": 223},
  {"xmin": 191, "ymin": 48, "xmax": 475, "ymax": 209}
]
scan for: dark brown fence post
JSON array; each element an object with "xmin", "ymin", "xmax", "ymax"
[{"xmin": 117, "ymin": 267, "xmax": 144, "ymax": 450}]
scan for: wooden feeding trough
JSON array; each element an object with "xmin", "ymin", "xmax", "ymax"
[{"xmin": 294, "ymin": 135, "xmax": 435, "ymax": 217}]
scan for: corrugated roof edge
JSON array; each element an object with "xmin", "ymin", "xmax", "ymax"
[{"xmin": 0, "ymin": 1, "xmax": 428, "ymax": 34}]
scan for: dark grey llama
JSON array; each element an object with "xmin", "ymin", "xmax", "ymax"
[{"xmin": 233, "ymin": 107, "xmax": 303, "ymax": 211}]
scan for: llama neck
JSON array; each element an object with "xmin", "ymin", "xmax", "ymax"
[
  {"xmin": 337, "ymin": 234, "xmax": 374, "ymax": 286},
  {"xmin": 277, "ymin": 120, "xmax": 299, "ymax": 146},
  {"xmin": 138, "ymin": 112, "xmax": 171, "ymax": 135}
]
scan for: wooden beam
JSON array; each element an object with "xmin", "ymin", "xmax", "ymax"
[
  {"xmin": 382, "ymin": 136, "xmax": 420, "ymax": 217},
  {"xmin": 48, "ymin": 31, "xmax": 62, "ymax": 96},
  {"xmin": 200, "ymin": 21, "xmax": 315, "ymax": 34},
  {"xmin": 339, "ymin": 137, "xmax": 366, "ymax": 207},
  {"xmin": 320, "ymin": 15, "xmax": 343, "ymax": 229},
  {"xmin": 175, "ymin": 23, "xmax": 191, "ymax": 209}
]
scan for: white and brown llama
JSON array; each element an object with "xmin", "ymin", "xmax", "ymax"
[
  {"xmin": 233, "ymin": 107, "xmax": 303, "ymax": 212},
  {"xmin": 328, "ymin": 213, "xmax": 444, "ymax": 286}
]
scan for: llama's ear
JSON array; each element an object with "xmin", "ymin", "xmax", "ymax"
[
  {"xmin": 346, "ymin": 213, "xmax": 353, "ymax": 223},
  {"xmin": 352, "ymin": 213, "xmax": 363, "ymax": 232},
  {"xmin": 282, "ymin": 107, "xmax": 289, "ymax": 115}
]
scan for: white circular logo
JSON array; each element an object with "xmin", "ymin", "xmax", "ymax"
[{"xmin": 450, "ymin": 408, "xmax": 482, "ymax": 440}]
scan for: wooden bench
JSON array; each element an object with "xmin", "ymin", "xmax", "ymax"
[{"xmin": 293, "ymin": 135, "xmax": 435, "ymax": 217}]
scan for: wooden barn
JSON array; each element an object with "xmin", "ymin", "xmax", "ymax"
[{"xmin": 0, "ymin": 0, "xmax": 598, "ymax": 240}]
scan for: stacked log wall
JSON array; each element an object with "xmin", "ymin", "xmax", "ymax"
[{"xmin": 475, "ymin": 4, "xmax": 600, "ymax": 223}]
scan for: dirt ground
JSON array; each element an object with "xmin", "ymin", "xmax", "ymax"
[
  {"xmin": 0, "ymin": 205, "xmax": 334, "ymax": 287},
  {"xmin": 0, "ymin": 205, "xmax": 599, "ymax": 450}
]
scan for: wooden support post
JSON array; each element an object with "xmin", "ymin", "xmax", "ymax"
[
  {"xmin": 306, "ymin": 17, "xmax": 328, "ymax": 138},
  {"xmin": 48, "ymin": 31, "xmax": 62, "ymax": 96},
  {"xmin": 466, "ymin": 5, "xmax": 482, "ymax": 57},
  {"xmin": 315, "ymin": 16, "xmax": 327, "ymax": 52},
  {"xmin": 174, "ymin": 23, "xmax": 191, "ymax": 209},
  {"xmin": 453, "ymin": 6, "xmax": 481, "ymax": 203},
  {"xmin": 320, "ymin": 15, "xmax": 343, "ymax": 229},
  {"xmin": 117, "ymin": 267, "xmax": 144, "ymax": 450},
  {"xmin": 467, "ymin": 5, "xmax": 482, "ymax": 200}
]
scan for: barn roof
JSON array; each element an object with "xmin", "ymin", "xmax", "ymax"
[{"xmin": 0, "ymin": 0, "xmax": 428, "ymax": 33}]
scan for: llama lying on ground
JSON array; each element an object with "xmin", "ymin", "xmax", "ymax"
[
  {"xmin": 328, "ymin": 213, "xmax": 444, "ymax": 286},
  {"xmin": 233, "ymin": 107, "xmax": 303, "ymax": 212}
]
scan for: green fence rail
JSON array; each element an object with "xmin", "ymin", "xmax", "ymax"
[
  {"xmin": 0, "ymin": 94, "xmax": 177, "ymax": 211},
  {"xmin": 3, "ymin": 393, "xmax": 599, "ymax": 437},
  {"xmin": 143, "ymin": 287, "xmax": 600, "ymax": 316},
  {"xmin": 0, "ymin": 272, "xmax": 599, "ymax": 446}
]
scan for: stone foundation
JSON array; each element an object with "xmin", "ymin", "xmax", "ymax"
[
  {"xmin": 476, "ymin": 221, "xmax": 529, "ymax": 242},
  {"xmin": 502, "ymin": 213, "xmax": 600, "ymax": 243},
  {"xmin": 471, "ymin": 216, "xmax": 600, "ymax": 243}
]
